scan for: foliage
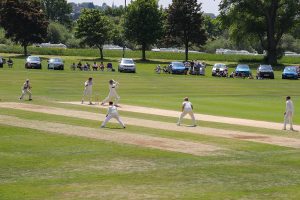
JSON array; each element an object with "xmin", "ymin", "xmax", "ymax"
[
  {"xmin": 47, "ymin": 22, "xmax": 71, "ymax": 44},
  {"xmin": 0, "ymin": 0, "xmax": 48, "ymax": 55},
  {"xmin": 166, "ymin": 0, "xmax": 207, "ymax": 61},
  {"xmin": 41, "ymin": 0, "xmax": 72, "ymax": 27},
  {"xmin": 75, "ymin": 9, "xmax": 112, "ymax": 60},
  {"xmin": 124, "ymin": 0, "xmax": 163, "ymax": 60},
  {"xmin": 203, "ymin": 15, "xmax": 223, "ymax": 40},
  {"xmin": 220, "ymin": 0, "xmax": 300, "ymax": 65}
]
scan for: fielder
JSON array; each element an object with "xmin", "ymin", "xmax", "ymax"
[
  {"xmin": 81, "ymin": 77, "xmax": 93, "ymax": 105},
  {"xmin": 101, "ymin": 79, "xmax": 120, "ymax": 106},
  {"xmin": 19, "ymin": 79, "xmax": 32, "ymax": 101},
  {"xmin": 177, "ymin": 97, "xmax": 196, "ymax": 127},
  {"xmin": 101, "ymin": 101, "xmax": 125, "ymax": 128},
  {"xmin": 283, "ymin": 96, "xmax": 294, "ymax": 131}
]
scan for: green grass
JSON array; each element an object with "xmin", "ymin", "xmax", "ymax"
[
  {"xmin": 2, "ymin": 45, "xmax": 300, "ymax": 64},
  {"xmin": 1, "ymin": 123, "xmax": 300, "ymax": 200},
  {"xmin": 1, "ymin": 52, "xmax": 300, "ymax": 199}
]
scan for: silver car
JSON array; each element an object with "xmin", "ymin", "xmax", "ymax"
[
  {"xmin": 118, "ymin": 58, "xmax": 136, "ymax": 73},
  {"xmin": 48, "ymin": 57, "xmax": 64, "ymax": 70},
  {"xmin": 25, "ymin": 56, "xmax": 42, "ymax": 69}
]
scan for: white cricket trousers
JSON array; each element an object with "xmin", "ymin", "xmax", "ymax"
[
  {"xmin": 20, "ymin": 89, "xmax": 32, "ymax": 100},
  {"xmin": 82, "ymin": 88, "xmax": 92, "ymax": 103},
  {"xmin": 101, "ymin": 114, "xmax": 125, "ymax": 127},
  {"xmin": 102, "ymin": 95, "xmax": 120, "ymax": 105},
  {"xmin": 178, "ymin": 110, "xmax": 196, "ymax": 125},
  {"xmin": 284, "ymin": 111, "xmax": 293, "ymax": 129}
]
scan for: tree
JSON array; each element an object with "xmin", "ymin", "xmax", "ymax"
[
  {"xmin": 220, "ymin": 0, "xmax": 300, "ymax": 64},
  {"xmin": 41, "ymin": 0, "xmax": 72, "ymax": 27},
  {"xmin": 166, "ymin": 0, "xmax": 207, "ymax": 61},
  {"xmin": 124, "ymin": 0, "xmax": 163, "ymax": 60},
  {"xmin": 47, "ymin": 22, "xmax": 71, "ymax": 44},
  {"xmin": 0, "ymin": 0, "xmax": 48, "ymax": 55},
  {"xmin": 75, "ymin": 9, "xmax": 112, "ymax": 60}
]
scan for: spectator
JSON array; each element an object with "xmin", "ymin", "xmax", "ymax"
[
  {"xmin": 7, "ymin": 58, "xmax": 13, "ymax": 68},
  {"xmin": 92, "ymin": 62, "xmax": 98, "ymax": 71},
  {"xmin": 99, "ymin": 62, "xmax": 104, "ymax": 71},
  {"xmin": 71, "ymin": 62, "xmax": 76, "ymax": 71}
]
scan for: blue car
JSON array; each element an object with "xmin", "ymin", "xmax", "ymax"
[
  {"xmin": 168, "ymin": 62, "xmax": 188, "ymax": 74},
  {"xmin": 282, "ymin": 66, "xmax": 298, "ymax": 79},
  {"xmin": 234, "ymin": 64, "xmax": 251, "ymax": 77}
]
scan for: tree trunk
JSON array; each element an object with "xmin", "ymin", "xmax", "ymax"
[
  {"xmin": 99, "ymin": 47, "xmax": 103, "ymax": 60},
  {"xmin": 142, "ymin": 44, "xmax": 146, "ymax": 61},
  {"xmin": 266, "ymin": 1, "xmax": 278, "ymax": 65},
  {"xmin": 185, "ymin": 41, "xmax": 189, "ymax": 61},
  {"xmin": 23, "ymin": 45, "xmax": 28, "ymax": 56}
]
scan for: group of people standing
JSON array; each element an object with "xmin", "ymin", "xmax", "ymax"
[{"xmin": 18, "ymin": 78, "xmax": 295, "ymax": 131}]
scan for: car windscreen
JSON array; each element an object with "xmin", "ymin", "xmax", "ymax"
[
  {"xmin": 215, "ymin": 64, "xmax": 225, "ymax": 69},
  {"xmin": 259, "ymin": 66, "xmax": 272, "ymax": 70},
  {"xmin": 28, "ymin": 57, "xmax": 40, "ymax": 61},
  {"xmin": 237, "ymin": 65, "xmax": 249, "ymax": 70},
  {"xmin": 284, "ymin": 67, "xmax": 297, "ymax": 72},
  {"xmin": 172, "ymin": 62, "xmax": 185, "ymax": 68},
  {"xmin": 50, "ymin": 58, "xmax": 62, "ymax": 62},
  {"xmin": 122, "ymin": 59, "xmax": 134, "ymax": 64}
]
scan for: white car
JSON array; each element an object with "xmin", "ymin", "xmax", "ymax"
[
  {"xmin": 118, "ymin": 58, "xmax": 136, "ymax": 73},
  {"xmin": 212, "ymin": 63, "xmax": 228, "ymax": 77}
]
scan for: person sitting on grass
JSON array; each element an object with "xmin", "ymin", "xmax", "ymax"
[
  {"xmin": 99, "ymin": 62, "xmax": 104, "ymax": 71},
  {"xmin": 92, "ymin": 62, "xmax": 98, "ymax": 71},
  {"xmin": 7, "ymin": 58, "xmax": 13, "ymax": 68}
]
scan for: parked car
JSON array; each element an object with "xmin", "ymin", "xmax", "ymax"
[
  {"xmin": 256, "ymin": 65, "xmax": 274, "ymax": 79},
  {"xmin": 212, "ymin": 63, "xmax": 228, "ymax": 77},
  {"xmin": 0, "ymin": 57, "xmax": 5, "ymax": 68},
  {"xmin": 168, "ymin": 61, "xmax": 188, "ymax": 74},
  {"xmin": 48, "ymin": 57, "xmax": 64, "ymax": 70},
  {"xmin": 25, "ymin": 56, "xmax": 42, "ymax": 69},
  {"xmin": 282, "ymin": 66, "xmax": 298, "ymax": 79},
  {"xmin": 118, "ymin": 58, "xmax": 136, "ymax": 73},
  {"xmin": 234, "ymin": 64, "xmax": 251, "ymax": 77}
]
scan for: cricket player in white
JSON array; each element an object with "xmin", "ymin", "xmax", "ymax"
[
  {"xmin": 19, "ymin": 79, "xmax": 32, "ymax": 101},
  {"xmin": 177, "ymin": 97, "xmax": 196, "ymax": 127},
  {"xmin": 283, "ymin": 96, "xmax": 294, "ymax": 130},
  {"xmin": 101, "ymin": 101, "xmax": 125, "ymax": 128},
  {"xmin": 101, "ymin": 79, "xmax": 120, "ymax": 106},
  {"xmin": 81, "ymin": 77, "xmax": 93, "ymax": 105}
]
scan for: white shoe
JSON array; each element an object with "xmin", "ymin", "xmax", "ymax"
[{"xmin": 177, "ymin": 123, "xmax": 180, "ymax": 126}]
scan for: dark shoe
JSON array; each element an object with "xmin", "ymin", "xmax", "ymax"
[{"xmin": 29, "ymin": 99, "xmax": 32, "ymax": 101}]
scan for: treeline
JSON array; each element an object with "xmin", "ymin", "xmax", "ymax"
[{"xmin": 0, "ymin": 0, "xmax": 300, "ymax": 64}]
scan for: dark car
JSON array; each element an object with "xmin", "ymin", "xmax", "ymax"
[
  {"xmin": 256, "ymin": 65, "xmax": 274, "ymax": 79},
  {"xmin": 282, "ymin": 66, "xmax": 298, "ymax": 80},
  {"xmin": 168, "ymin": 62, "xmax": 188, "ymax": 74},
  {"xmin": 0, "ymin": 57, "xmax": 5, "ymax": 68},
  {"xmin": 25, "ymin": 56, "xmax": 42, "ymax": 69},
  {"xmin": 48, "ymin": 57, "xmax": 64, "ymax": 70},
  {"xmin": 234, "ymin": 64, "xmax": 251, "ymax": 77}
]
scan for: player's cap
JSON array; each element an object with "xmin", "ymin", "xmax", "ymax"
[{"xmin": 184, "ymin": 97, "xmax": 189, "ymax": 101}]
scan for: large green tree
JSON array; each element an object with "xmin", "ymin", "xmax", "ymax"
[
  {"xmin": 166, "ymin": 0, "xmax": 207, "ymax": 61},
  {"xmin": 0, "ymin": 0, "xmax": 48, "ymax": 55},
  {"xmin": 220, "ymin": 0, "xmax": 300, "ymax": 64},
  {"xmin": 124, "ymin": 0, "xmax": 163, "ymax": 60},
  {"xmin": 40, "ymin": 0, "xmax": 72, "ymax": 26},
  {"xmin": 75, "ymin": 9, "xmax": 112, "ymax": 60}
]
